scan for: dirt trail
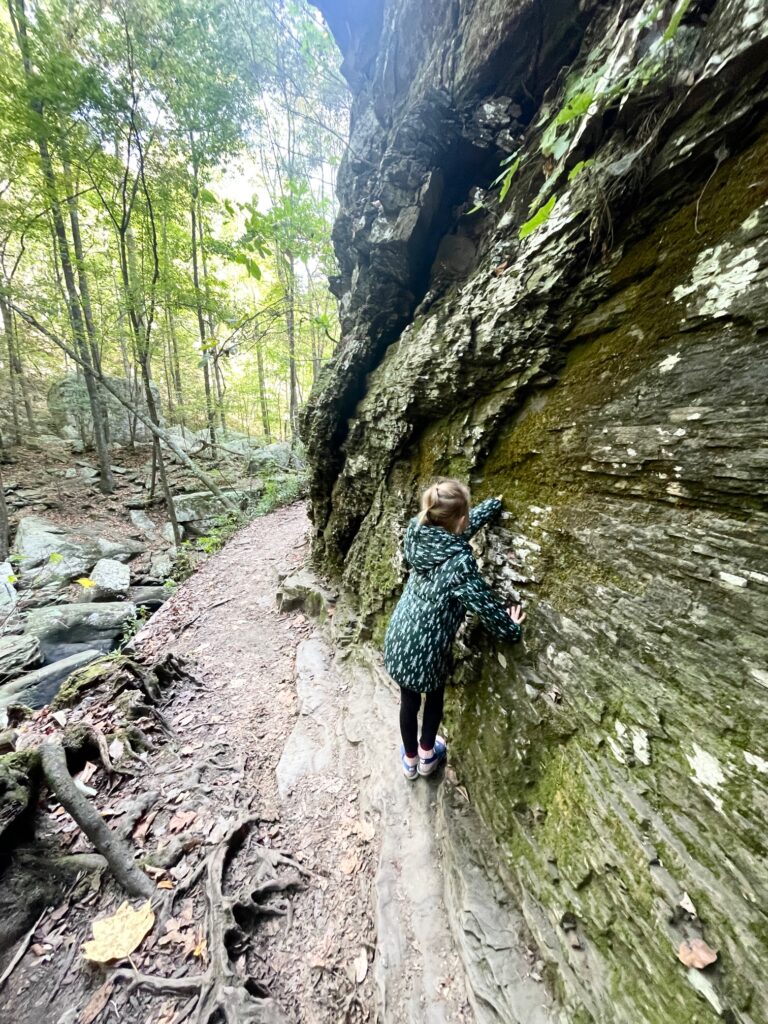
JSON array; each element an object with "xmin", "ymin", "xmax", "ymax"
[{"xmin": 2, "ymin": 502, "xmax": 553, "ymax": 1024}]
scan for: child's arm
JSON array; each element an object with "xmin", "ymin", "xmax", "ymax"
[
  {"xmin": 451, "ymin": 557, "xmax": 523, "ymax": 643},
  {"xmin": 463, "ymin": 497, "xmax": 502, "ymax": 539}
]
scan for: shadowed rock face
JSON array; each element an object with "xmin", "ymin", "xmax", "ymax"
[{"xmin": 306, "ymin": 1, "xmax": 768, "ymax": 1021}]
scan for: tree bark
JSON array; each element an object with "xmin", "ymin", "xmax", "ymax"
[
  {"xmin": 1, "ymin": 298, "xmax": 22, "ymax": 444},
  {"xmin": 198, "ymin": 201, "xmax": 226, "ymax": 433},
  {"xmin": 256, "ymin": 337, "xmax": 271, "ymax": 441},
  {"xmin": 0, "ymin": 462, "xmax": 9, "ymax": 561},
  {"xmin": 189, "ymin": 155, "xmax": 216, "ymax": 448},
  {"xmin": 62, "ymin": 151, "xmax": 111, "ymax": 444}
]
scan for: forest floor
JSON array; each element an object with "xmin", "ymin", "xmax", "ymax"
[{"xmin": 1, "ymin": 501, "xmax": 552, "ymax": 1024}]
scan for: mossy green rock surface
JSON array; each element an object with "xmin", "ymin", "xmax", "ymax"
[{"xmin": 306, "ymin": 1, "xmax": 768, "ymax": 1021}]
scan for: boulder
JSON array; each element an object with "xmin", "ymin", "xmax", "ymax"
[
  {"xmin": 247, "ymin": 442, "xmax": 299, "ymax": 473},
  {"xmin": 127, "ymin": 585, "xmax": 169, "ymax": 610},
  {"xmin": 172, "ymin": 487, "xmax": 264, "ymax": 526},
  {"xmin": 0, "ymin": 562, "xmax": 17, "ymax": 615},
  {"xmin": 129, "ymin": 510, "xmax": 158, "ymax": 540},
  {"xmin": 160, "ymin": 522, "xmax": 178, "ymax": 544},
  {"xmin": 0, "ymin": 635, "xmax": 42, "ymax": 682},
  {"xmin": 149, "ymin": 551, "xmax": 175, "ymax": 580},
  {"xmin": 161, "ymin": 425, "xmax": 201, "ymax": 454},
  {"xmin": 48, "ymin": 375, "xmax": 162, "ymax": 446},
  {"xmin": 87, "ymin": 558, "xmax": 131, "ymax": 599},
  {"xmin": 276, "ymin": 570, "xmax": 337, "ymax": 621},
  {"xmin": 12, "ymin": 516, "xmax": 144, "ymax": 598},
  {"xmin": 24, "ymin": 602, "xmax": 136, "ymax": 662},
  {"xmin": 0, "ymin": 650, "xmax": 102, "ymax": 717}
]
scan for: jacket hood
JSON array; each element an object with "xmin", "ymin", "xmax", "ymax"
[{"xmin": 404, "ymin": 517, "xmax": 467, "ymax": 572}]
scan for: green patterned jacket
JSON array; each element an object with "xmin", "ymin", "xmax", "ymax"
[{"xmin": 384, "ymin": 498, "xmax": 522, "ymax": 693}]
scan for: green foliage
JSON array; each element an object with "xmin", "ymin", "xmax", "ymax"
[
  {"xmin": 519, "ymin": 195, "xmax": 558, "ymax": 240},
  {"xmin": 554, "ymin": 91, "xmax": 595, "ymax": 127},
  {"xmin": 254, "ymin": 474, "xmax": 304, "ymax": 516},
  {"xmin": 498, "ymin": 157, "xmax": 521, "ymax": 203},
  {"xmin": 120, "ymin": 605, "xmax": 150, "ymax": 647},
  {"xmin": 663, "ymin": 0, "xmax": 692, "ymax": 41},
  {"xmin": 0, "ymin": 0, "xmax": 346, "ymax": 446},
  {"xmin": 568, "ymin": 159, "xmax": 595, "ymax": 182},
  {"xmin": 48, "ymin": 552, "xmax": 63, "ymax": 564}
]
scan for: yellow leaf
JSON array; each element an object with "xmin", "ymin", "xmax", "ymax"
[
  {"xmin": 81, "ymin": 900, "xmax": 155, "ymax": 963},
  {"xmin": 157, "ymin": 879, "xmax": 174, "ymax": 890},
  {"xmin": 76, "ymin": 577, "xmax": 97, "ymax": 588},
  {"xmin": 7, "ymin": 574, "xmax": 17, "ymax": 584},
  {"xmin": 193, "ymin": 937, "xmax": 207, "ymax": 959}
]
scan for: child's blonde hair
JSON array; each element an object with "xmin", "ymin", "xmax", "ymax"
[{"xmin": 418, "ymin": 478, "xmax": 470, "ymax": 532}]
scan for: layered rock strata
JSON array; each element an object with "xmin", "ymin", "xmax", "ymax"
[{"xmin": 305, "ymin": 1, "xmax": 768, "ymax": 1022}]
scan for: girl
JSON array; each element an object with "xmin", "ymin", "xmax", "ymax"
[{"xmin": 384, "ymin": 479, "xmax": 525, "ymax": 779}]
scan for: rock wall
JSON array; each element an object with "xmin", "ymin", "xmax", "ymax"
[{"xmin": 305, "ymin": 2, "xmax": 768, "ymax": 1022}]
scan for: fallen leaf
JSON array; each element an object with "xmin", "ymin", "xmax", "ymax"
[
  {"xmin": 178, "ymin": 900, "xmax": 195, "ymax": 925},
  {"xmin": 51, "ymin": 710, "xmax": 68, "ymax": 728},
  {"xmin": 79, "ymin": 979, "xmax": 114, "ymax": 1024},
  {"xmin": 497, "ymin": 652, "xmax": 507, "ymax": 669},
  {"xmin": 50, "ymin": 902, "xmax": 69, "ymax": 923},
  {"xmin": 81, "ymin": 900, "xmax": 155, "ymax": 963},
  {"xmin": 108, "ymin": 738, "xmax": 124, "ymax": 761},
  {"xmin": 78, "ymin": 762, "xmax": 98, "ymax": 785},
  {"xmin": 157, "ymin": 879, "xmax": 174, "ymax": 890},
  {"xmin": 678, "ymin": 938, "xmax": 717, "ymax": 970},
  {"xmin": 354, "ymin": 820, "xmax": 375, "ymax": 842},
  {"xmin": 192, "ymin": 936, "xmax": 207, "ymax": 960},
  {"xmin": 168, "ymin": 810, "xmax": 197, "ymax": 833},
  {"xmin": 354, "ymin": 948, "xmax": 368, "ymax": 984},
  {"xmin": 76, "ymin": 577, "xmax": 97, "ymax": 588},
  {"xmin": 340, "ymin": 854, "xmax": 359, "ymax": 876},
  {"xmin": 678, "ymin": 892, "xmax": 697, "ymax": 917},
  {"xmin": 133, "ymin": 809, "xmax": 158, "ymax": 843},
  {"xmin": 153, "ymin": 1001, "xmax": 177, "ymax": 1024}
]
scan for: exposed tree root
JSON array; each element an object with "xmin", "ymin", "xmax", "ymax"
[
  {"xmin": 40, "ymin": 740, "xmax": 154, "ymax": 900},
  {"xmin": 112, "ymin": 818, "xmax": 307, "ymax": 1023}
]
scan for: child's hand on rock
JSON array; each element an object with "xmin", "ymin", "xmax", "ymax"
[{"xmin": 508, "ymin": 604, "xmax": 526, "ymax": 625}]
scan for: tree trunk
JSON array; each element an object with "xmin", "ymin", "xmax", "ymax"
[
  {"xmin": 1, "ymin": 298, "xmax": 22, "ymax": 444},
  {"xmin": 166, "ymin": 307, "xmax": 184, "ymax": 424},
  {"xmin": 0, "ymin": 461, "xmax": 9, "ymax": 561},
  {"xmin": 256, "ymin": 337, "xmax": 271, "ymax": 441},
  {"xmin": 189, "ymin": 161, "xmax": 216, "ymax": 448},
  {"xmin": 63, "ymin": 152, "xmax": 111, "ymax": 444},
  {"xmin": 198, "ymin": 202, "xmax": 226, "ymax": 433}
]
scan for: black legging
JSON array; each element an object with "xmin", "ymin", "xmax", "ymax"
[{"xmin": 399, "ymin": 686, "xmax": 445, "ymax": 757}]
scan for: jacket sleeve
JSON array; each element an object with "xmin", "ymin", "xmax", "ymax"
[
  {"xmin": 463, "ymin": 497, "xmax": 502, "ymax": 539},
  {"xmin": 451, "ymin": 556, "xmax": 522, "ymax": 643}
]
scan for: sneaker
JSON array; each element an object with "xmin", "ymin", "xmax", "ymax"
[
  {"xmin": 401, "ymin": 746, "xmax": 418, "ymax": 781},
  {"xmin": 418, "ymin": 736, "xmax": 448, "ymax": 777}
]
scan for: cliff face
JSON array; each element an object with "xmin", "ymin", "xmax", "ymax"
[{"xmin": 305, "ymin": 2, "xmax": 768, "ymax": 1022}]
